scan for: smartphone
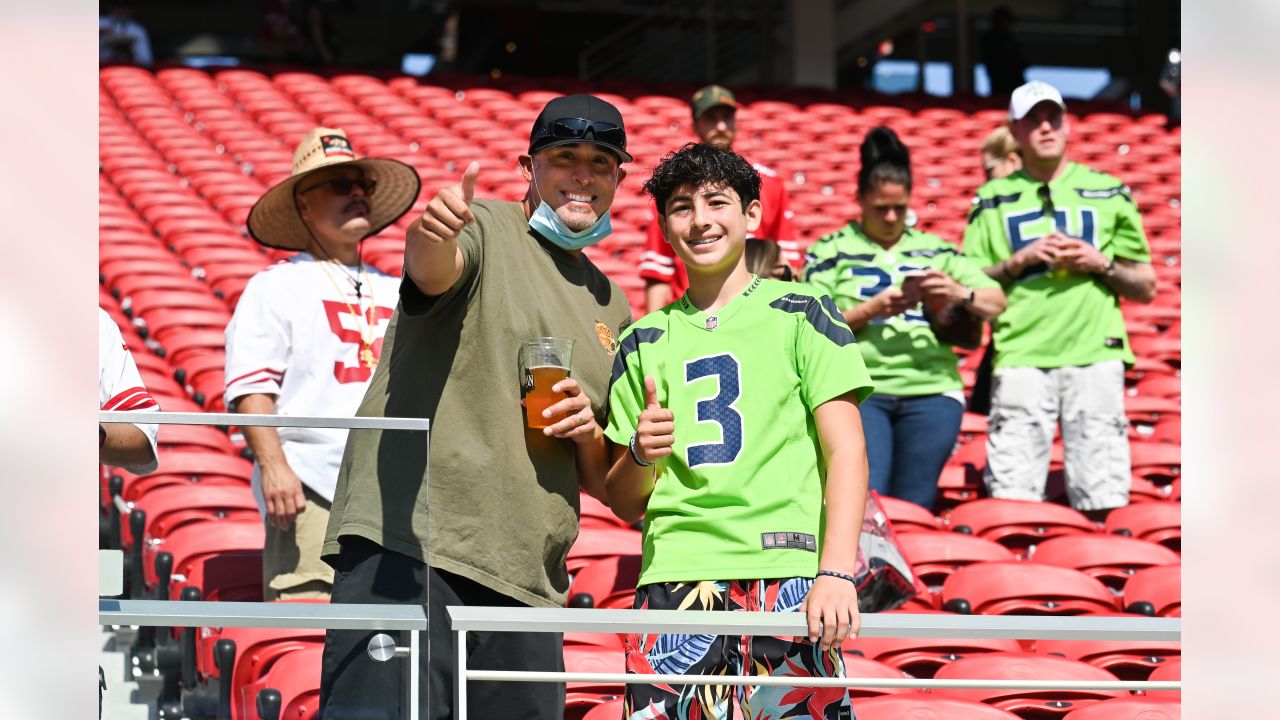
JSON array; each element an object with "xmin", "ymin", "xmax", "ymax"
[{"xmin": 900, "ymin": 272, "xmax": 927, "ymax": 305}]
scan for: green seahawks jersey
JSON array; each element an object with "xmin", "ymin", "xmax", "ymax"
[
  {"xmin": 605, "ymin": 276, "xmax": 874, "ymax": 585},
  {"xmin": 963, "ymin": 162, "xmax": 1151, "ymax": 369},
  {"xmin": 804, "ymin": 223, "xmax": 998, "ymax": 396}
]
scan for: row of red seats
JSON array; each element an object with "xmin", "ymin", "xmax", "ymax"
[{"xmin": 100, "ymin": 66, "xmax": 1179, "ymax": 720}]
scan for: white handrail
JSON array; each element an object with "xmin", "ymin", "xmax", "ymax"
[
  {"xmin": 447, "ymin": 606, "xmax": 1181, "ymax": 640},
  {"xmin": 98, "ymin": 410, "xmax": 430, "ymax": 432},
  {"xmin": 98, "ymin": 601, "xmax": 1181, "ymax": 720},
  {"xmin": 445, "ymin": 607, "xmax": 1181, "ymax": 720},
  {"xmin": 464, "ymin": 670, "xmax": 1177, "ymax": 692}
]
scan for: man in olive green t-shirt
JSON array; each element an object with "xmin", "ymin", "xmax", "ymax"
[
  {"xmin": 318, "ymin": 95, "xmax": 634, "ymax": 720},
  {"xmin": 963, "ymin": 81, "xmax": 1157, "ymax": 519}
]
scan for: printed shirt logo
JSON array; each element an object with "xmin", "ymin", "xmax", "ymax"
[
  {"xmin": 594, "ymin": 319, "xmax": 618, "ymax": 355},
  {"xmin": 761, "ymin": 532, "xmax": 817, "ymax": 552},
  {"xmin": 705, "ymin": 316, "xmax": 718, "ymax": 331},
  {"xmin": 320, "ymin": 135, "xmax": 354, "ymax": 157}
]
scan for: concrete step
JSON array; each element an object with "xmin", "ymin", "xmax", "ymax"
[{"xmin": 101, "ymin": 628, "xmax": 155, "ymax": 720}]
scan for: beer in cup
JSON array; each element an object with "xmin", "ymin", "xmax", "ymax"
[{"xmin": 519, "ymin": 337, "xmax": 575, "ymax": 429}]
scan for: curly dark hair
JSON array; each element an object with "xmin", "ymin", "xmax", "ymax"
[{"xmin": 644, "ymin": 142, "xmax": 761, "ymax": 215}]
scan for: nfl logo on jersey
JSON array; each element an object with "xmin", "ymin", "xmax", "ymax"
[{"xmin": 705, "ymin": 316, "xmax": 719, "ymax": 331}]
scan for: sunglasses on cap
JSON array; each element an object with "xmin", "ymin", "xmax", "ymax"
[
  {"xmin": 298, "ymin": 177, "xmax": 377, "ymax": 197},
  {"xmin": 535, "ymin": 118, "xmax": 627, "ymax": 150}
]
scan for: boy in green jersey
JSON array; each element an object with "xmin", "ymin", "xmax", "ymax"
[
  {"xmin": 605, "ymin": 143, "xmax": 874, "ymax": 720},
  {"xmin": 963, "ymin": 81, "xmax": 1158, "ymax": 518}
]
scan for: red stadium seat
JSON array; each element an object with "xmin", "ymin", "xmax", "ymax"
[
  {"xmin": 569, "ymin": 555, "xmax": 641, "ymax": 610},
  {"xmin": 933, "ymin": 652, "xmax": 1124, "ymax": 717},
  {"xmin": 566, "ymin": 526, "xmax": 642, "ymax": 575},
  {"xmin": 837, "ymin": 654, "xmax": 913, "ymax": 697},
  {"xmin": 1061, "ymin": 697, "xmax": 1181, "ymax": 720},
  {"xmin": 238, "ymin": 645, "xmax": 322, "ymax": 720},
  {"xmin": 579, "ymin": 492, "xmax": 634, "ymax": 531},
  {"xmin": 200, "ymin": 627, "xmax": 325, "ymax": 720},
  {"xmin": 1129, "ymin": 444, "xmax": 1180, "ymax": 488},
  {"xmin": 1146, "ymin": 659, "xmax": 1180, "ymax": 699},
  {"xmin": 161, "ymin": 520, "xmax": 265, "ymax": 603},
  {"xmin": 126, "ymin": 483, "xmax": 258, "ymax": 546},
  {"xmin": 946, "ymin": 499, "xmax": 1097, "ymax": 555},
  {"xmin": 563, "ymin": 645, "xmax": 624, "ymax": 720},
  {"xmin": 1122, "ymin": 565, "xmax": 1180, "ymax": 617},
  {"xmin": 1028, "ymin": 535, "xmax": 1180, "ymax": 591},
  {"xmin": 126, "ymin": 289, "xmax": 228, "ymax": 315},
  {"xmin": 845, "ymin": 624, "xmax": 1022, "ymax": 678},
  {"xmin": 898, "ymin": 530, "xmax": 1016, "ymax": 589},
  {"xmin": 581, "ymin": 698, "xmax": 624, "ymax": 720},
  {"xmin": 876, "ymin": 495, "xmax": 943, "ymax": 533},
  {"xmin": 1104, "ymin": 504, "xmax": 1180, "ymax": 552},
  {"xmin": 138, "ymin": 308, "xmax": 231, "ymax": 340},
  {"xmin": 852, "ymin": 693, "xmax": 1023, "ymax": 720},
  {"xmin": 120, "ymin": 451, "xmax": 252, "ymax": 502},
  {"xmin": 1034, "ymin": 635, "xmax": 1180, "ymax": 681},
  {"xmin": 941, "ymin": 562, "xmax": 1118, "ymax": 616}
]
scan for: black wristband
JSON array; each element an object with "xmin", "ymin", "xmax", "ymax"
[
  {"xmin": 629, "ymin": 433, "xmax": 655, "ymax": 467},
  {"xmin": 816, "ymin": 569, "xmax": 858, "ymax": 586}
]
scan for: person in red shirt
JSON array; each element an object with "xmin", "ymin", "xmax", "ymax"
[{"xmin": 640, "ymin": 85, "xmax": 799, "ymax": 313}]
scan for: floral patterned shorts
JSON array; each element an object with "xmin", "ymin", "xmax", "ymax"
[{"xmin": 623, "ymin": 577, "xmax": 854, "ymax": 720}]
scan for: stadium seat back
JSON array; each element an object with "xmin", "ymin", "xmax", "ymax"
[
  {"xmin": 1029, "ymin": 535, "xmax": 1180, "ymax": 591},
  {"xmin": 899, "ymin": 531, "xmax": 1016, "ymax": 589},
  {"xmin": 845, "ymin": 630, "xmax": 1022, "ymax": 678},
  {"xmin": 852, "ymin": 693, "xmax": 1024, "ymax": 719},
  {"xmin": 1061, "ymin": 697, "xmax": 1181, "ymax": 719},
  {"xmin": 1122, "ymin": 565, "xmax": 1181, "ymax": 617},
  {"xmin": 946, "ymin": 499, "xmax": 1097, "ymax": 554},
  {"xmin": 933, "ymin": 652, "xmax": 1124, "ymax": 716},
  {"xmin": 941, "ymin": 562, "xmax": 1118, "ymax": 616}
]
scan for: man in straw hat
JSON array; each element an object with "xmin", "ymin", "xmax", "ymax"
[
  {"xmin": 224, "ymin": 127, "xmax": 420, "ymax": 601},
  {"xmin": 318, "ymin": 95, "xmax": 633, "ymax": 719}
]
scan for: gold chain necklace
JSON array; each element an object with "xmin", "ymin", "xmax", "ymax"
[{"xmin": 315, "ymin": 259, "xmax": 381, "ymax": 370}]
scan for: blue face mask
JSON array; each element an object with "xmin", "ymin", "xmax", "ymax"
[{"xmin": 527, "ymin": 169, "xmax": 615, "ymax": 250}]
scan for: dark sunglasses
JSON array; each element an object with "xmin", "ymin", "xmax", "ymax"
[
  {"xmin": 1037, "ymin": 184, "xmax": 1054, "ymax": 217},
  {"xmin": 538, "ymin": 118, "xmax": 627, "ymax": 149},
  {"xmin": 773, "ymin": 264, "xmax": 794, "ymax": 282},
  {"xmin": 298, "ymin": 177, "xmax": 377, "ymax": 197}
]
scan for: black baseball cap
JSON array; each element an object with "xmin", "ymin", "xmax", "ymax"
[{"xmin": 528, "ymin": 94, "xmax": 632, "ymax": 163}]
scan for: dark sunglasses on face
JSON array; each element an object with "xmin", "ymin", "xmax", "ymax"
[
  {"xmin": 773, "ymin": 265, "xmax": 794, "ymax": 281},
  {"xmin": 541, "ymin": 118, "xmax": 627, "ymax": 149},
  {"xmin": 299, "ymin": 177, "xmax": 377, "ymax": 197}
]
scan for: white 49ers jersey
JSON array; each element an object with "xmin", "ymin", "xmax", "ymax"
[
  {"xmin": 224, "ymin": 253, "xmax": 401, "ymax": 502},
  {"xmin": 99, "ymin": 308, "xmax": 160, "ymax": 474}
]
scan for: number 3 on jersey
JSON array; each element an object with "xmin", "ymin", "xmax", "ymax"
[{"xmin": 684, "ymin": 353, "xmax": 743, "ymax": 467}]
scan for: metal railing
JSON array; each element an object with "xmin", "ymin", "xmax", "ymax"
[
  {"xmin": 99, "ymin": 601, "xmax": 1180, "ymax": 720},
  {"xmin": 448, "ymin": 607, "xmax": 1180, "ymax": 719}
]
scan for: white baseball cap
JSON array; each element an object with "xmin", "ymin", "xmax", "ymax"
[{"xmin": 1008, "ymin": 81, "xmax": 1066, "ymax": 120}]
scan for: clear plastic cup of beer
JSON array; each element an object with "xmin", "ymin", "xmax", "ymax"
[{"xmin": 519, "ymin": 337, "xmax": 575, "ymax": 429}]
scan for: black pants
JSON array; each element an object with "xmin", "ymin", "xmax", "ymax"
[{"xmin": 319, "ymin": 537, "xmax": 565, "ymax": 720}]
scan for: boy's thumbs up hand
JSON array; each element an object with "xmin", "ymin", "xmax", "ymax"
[{"xmin": 633, "ymin": 376, "xmax": 675, "ymax": 465}]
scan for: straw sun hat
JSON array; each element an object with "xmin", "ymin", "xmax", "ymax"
[{"xmin": 246, "ymin": 127, "xmax": 421, "ymax": 251}]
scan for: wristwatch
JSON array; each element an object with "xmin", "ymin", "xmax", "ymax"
[
  {"xmin": 1096, "ymin": 260, "xmax": 1117, "ymax": 278},
  {"xmin": 963, "ymin": 288, "xmax": 975, "ymax": 306}
]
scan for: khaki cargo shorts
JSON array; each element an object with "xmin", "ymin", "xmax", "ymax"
[{"xmin": 984, "ymin": 360, "xmax": 1131, "ymax": 511}]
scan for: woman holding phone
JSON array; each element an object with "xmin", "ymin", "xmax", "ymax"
[{"xmin": 804, "ymin": 127, "xmax": 1007, "ymax": 510}]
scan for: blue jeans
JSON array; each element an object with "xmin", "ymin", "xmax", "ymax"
[{"xmin": 860, "ymin": 393, "xmax": 964, "ymax": 511}]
